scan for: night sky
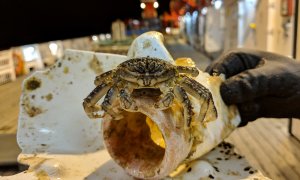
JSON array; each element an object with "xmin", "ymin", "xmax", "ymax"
[{"xmin": 0, "ymin": 0, "xmax": 170, "ymax": 50}]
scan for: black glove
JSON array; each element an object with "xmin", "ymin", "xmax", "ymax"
[{"xmin": 205, "ymin": 49, "xmax": 300, "ymax": 126}]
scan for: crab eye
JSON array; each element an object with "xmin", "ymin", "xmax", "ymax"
[
  {"xmin": 134, "ymin": 66, "xmax": 145, "ymax": 73},
  {"xmin": 153, "ymin": 64, "xmax": 163, "ymax": 73},
  {"xmin": 148, "ymin": 61, "xmax": 155, "ymax": 72}
]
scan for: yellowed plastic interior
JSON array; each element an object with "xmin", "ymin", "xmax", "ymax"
[
  {"xmin": 146, "ymin": 117, "xmax": 165, "ymax": 148},
  {"xmin": 103, "ymin": 111, "xmax": 166, "ymax": 178},
  {"xmin": 175, "ymin": 57, "xmax": 196, "ymax": 67}
]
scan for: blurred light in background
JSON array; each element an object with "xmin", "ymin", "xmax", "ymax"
[
  {"xmin": 22, "ymin": 46, "xmax": 38, "ymax": 62},
  {"xmin": 192, "ymin": 11, "xmax": 198, "ymax": 24},
  {"xmin": 140, "ymin": 2, "xmax": 146, "ymax": 9},
  {"xmin": 214, "ymin": 0, "xmax": 222, "ymax": 10},
  {"xmin": 105, "ymin": 33, "xmax": 111, "ymax": 39},
  {"xmin": 201, "ymin": 7, "xmax": 208, "ymax": 15},
  {"xmin": 165, "ymin": 27, "xmax": 171, "ymax": 34},
  {"xmin": 49, "ymin": 42, "xmax": 58, "ymax": 56},
  {"xmin": 132, "ymin": 19, "xmax": 140, "ymax": 25},
  {"xmin": 99, "ymin": 34, "xmax": 106, "ymax": 41},
  {"xmin": 92, "ymin": 35, "xmax": 99, "ymax": 41},
  {"xmin": 153, "ymin": 2, "xmax": 159, "ymax": 9}
]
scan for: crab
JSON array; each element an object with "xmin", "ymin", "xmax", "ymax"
[{"xmin": 83, "ymin": 57, "xmax": 217, "ymax": 128}]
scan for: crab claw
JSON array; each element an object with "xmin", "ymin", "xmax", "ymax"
[
  {"xmin": 119, "ymin": 89, "xmax": 138, "ymax": 111},
  {"xmin": 154, "ymin": 92, "xmax": 175, "ymax": 110},
  {"xmin": 82, "ymin": 101, "xmax": 103, "ymax": 119}
]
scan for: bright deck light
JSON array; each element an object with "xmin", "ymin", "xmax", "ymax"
[
  {"xmin": 49, "ymin": 42, "xmax": 58, "ymax": 56},
  {"xmin": 214, "ymin": 0, "xmax": 222, "ymax": 9},
  {"xmin": 153, "ymin": 2, "xmax": 159, "ymax": 8}
]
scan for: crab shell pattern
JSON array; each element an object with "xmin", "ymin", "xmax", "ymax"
[{"xmin": 83, "ymin": 32, "xmax": 241, "ymax": 179}]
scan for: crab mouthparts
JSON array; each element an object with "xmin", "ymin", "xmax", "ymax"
[{"xmin": 132, "ymin": 88, "xmax": 162, "ymax": 98}]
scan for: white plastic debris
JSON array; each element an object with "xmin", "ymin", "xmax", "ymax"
[{"xmin": 1, "ymin": 32, "xmax": 269, "ymax": 180}]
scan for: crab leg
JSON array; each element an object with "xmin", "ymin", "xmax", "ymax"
[
  {"xmin": 83, "ymin": 82, "xmax": 111, "ymax": 118},
  {"xmin": 101, "ymin": 86, "xmax": 124, "ymax": 120},
  {"xmin": 179, "ymin": 75, "xmax": 217, "ymax": 121},
  {"xmin": 94, "ymin": 70, "xmax": 114, "ymax": 86},
  {"xmin": 176, "ymin": 66, "xmax": 199, "ymax": 77},
  {"xmin": 174, "ymin": 85, "xmax": 194, "ymax": 128}
]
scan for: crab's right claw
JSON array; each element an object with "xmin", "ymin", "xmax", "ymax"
[
  {"xmin": 83, "ymin": 82, "xmax": 112, "ymax": 119},
  {"xmin": 154, "ymin": 91, "xmax": 175, "ymax": 110},
  {"xmin": 119, "ymin": 89, "xmax": 138, "ymax": 111},
  {"xmin": 83, "ymin": 101, "xmax": 103, "ymax": 119}
]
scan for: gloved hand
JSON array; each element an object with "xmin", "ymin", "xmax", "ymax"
[{"xmin": 205, "ymin": 49, "xmax": 300, "ymax": 126}]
